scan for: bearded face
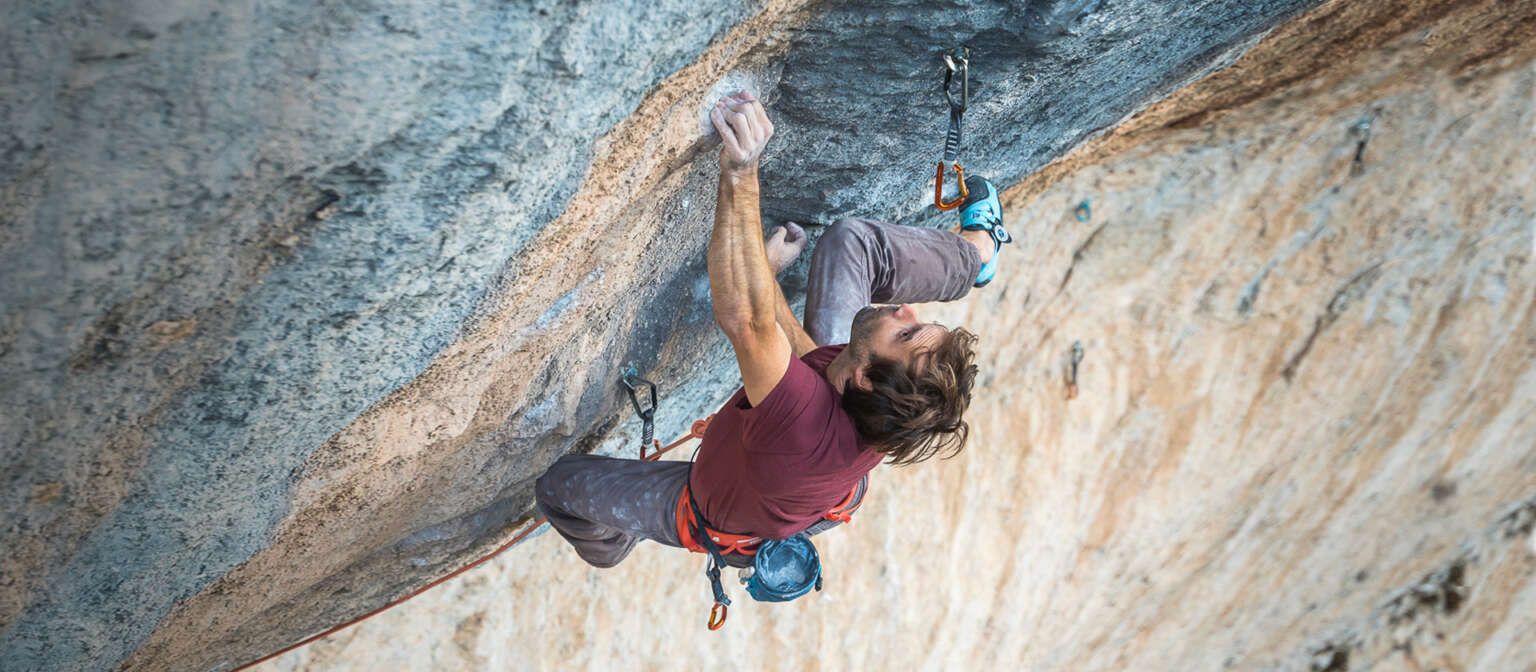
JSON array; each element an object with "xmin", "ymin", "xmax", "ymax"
[{"xmin": 846, "ymin": 304, "xmax": 891, "ymax": 357}]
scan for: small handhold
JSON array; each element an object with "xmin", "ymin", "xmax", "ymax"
[
  {"xmin": 146, "ymin": 319, "xmax": 197, "ymax": 347},
  {"xmin": 1074, "ymin": 200, "xmax": 1091, "ymax": 222}
]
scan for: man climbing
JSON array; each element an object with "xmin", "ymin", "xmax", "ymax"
[{"xmin": 535, "ymin": 90, "xmax": 1009, "ymax": 572}]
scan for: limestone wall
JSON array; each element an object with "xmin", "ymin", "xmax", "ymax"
[
  {"xmin": 257, "ymin": 2, "xmax": 1536, "ymax": 670},
  {"xmin": 265, "ymin": 5, "xmax": 1536, "ymax": 669},
  {"xmin": 2, "ymin": 0, "xmax": 1532, "ymax": 670}
]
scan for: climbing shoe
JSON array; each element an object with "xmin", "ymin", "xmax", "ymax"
[{"xmin": 958, "ymin": 175, "xmax": 1012, "ymax": 288}]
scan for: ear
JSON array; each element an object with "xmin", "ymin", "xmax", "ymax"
[{"xmin": 851, "ymin": 364, "xmax": 873, "ymax": 392}]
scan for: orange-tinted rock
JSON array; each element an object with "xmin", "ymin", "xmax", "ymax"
[{"xmin": 255, "ymin": 2, "xmax": 1536, "ymax": 669}]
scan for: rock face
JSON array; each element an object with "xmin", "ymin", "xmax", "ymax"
[
  {"xmin": 1, "ymin": 1, "xmax": 1531, "ymax": 671},
  {"xmin": 259, "ymin": 3, "xmax": 1536, "ymax": 668}
]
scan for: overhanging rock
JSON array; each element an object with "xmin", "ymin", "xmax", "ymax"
[{"xmin": 3, "ymin": 1, "xmax": 1340, "ymax": 670}]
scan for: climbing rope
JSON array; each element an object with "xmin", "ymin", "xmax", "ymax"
[
  {"xmin": 934, "ymin": 46, "xmax": 970, "ymax": 210},
  {"xmin": 230, "ymin": 377, "xmax": 713, "ymax": 671}
]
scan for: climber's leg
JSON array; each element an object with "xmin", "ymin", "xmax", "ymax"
[
  {"xmin": 534, "ymin": 455, "xmax": 689, "ymax": 568},
  {"xmin": 804, "ymin": 217, "xmax": 982, "ymax": 346}
]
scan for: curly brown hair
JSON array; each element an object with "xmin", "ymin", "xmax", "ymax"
[{"xmin": 840, "ymin": 327, "xmax": 979, "ymax": 465}]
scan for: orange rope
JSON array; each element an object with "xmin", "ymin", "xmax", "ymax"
[{"xmin": 231, "ymin": 417, "xmax": 712, "ymax": 671}]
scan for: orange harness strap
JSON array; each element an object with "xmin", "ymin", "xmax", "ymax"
[
  {"xmin": 675, "ymin": 479, "xmax": 865, "ymax": 556},
  {"xmin": 676, "ymin": 486, "xmax": 764, "ymax": 556},
  {"xmin": 821, "ymin": 479, "xmax": 864, "ymax": 523},
  {"xmin": 667, "ymin": 413, "xmax": 867, "ymax": 555}
]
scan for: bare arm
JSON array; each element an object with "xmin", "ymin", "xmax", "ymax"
[
  {"xmin": 772, "ymin": 283, "xmax": 818, "ymax": 357},
  {"xmin": 764, "ymin": 223, "xmax": 818, "ymax": 356},
  {"xmin": 709, "ymin": 92, "xmax": 791, "ymax": 406}
]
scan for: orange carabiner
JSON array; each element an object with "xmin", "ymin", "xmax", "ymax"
[
  {"xmin": 639, "ymin": 439, "xmax": 662, "ymax": 460},
  {"xmin": 708, "ymin": 603, "xmax": 728, "ymax": 630},
  {"xmin": 935, "ymin": 161, "xmax": 968, "ymax": 210}
]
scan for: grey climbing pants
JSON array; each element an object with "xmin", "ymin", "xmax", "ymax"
[
  {"xmin": 535, "ymin": 217, "xmax": 981, "ymax": 568},
  {"xmin": 803, "ymin": 217, "xmax": 982, "ymax": 346}
]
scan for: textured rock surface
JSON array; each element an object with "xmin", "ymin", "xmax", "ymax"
[
  {"xmin": 2, "ymin": 0, "xmax": 1531, "ymax": 670},
  {"xmin": 259, "ymin": 3, "xmax": 1536, "ymax": 669}
]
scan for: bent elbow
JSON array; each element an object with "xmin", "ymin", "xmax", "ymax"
[
  {"xmin": 713, "ymin": 307, "xmax": 751, "ymax": 338},
  {"xmin": 714, "ymin": 309, "xmax": 774, "ymax": 343}
]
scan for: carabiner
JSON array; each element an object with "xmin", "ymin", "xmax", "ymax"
[
  {"xmin": 708, "ymin": 602, "xmax": 728, "ymax": 630},
  {"xmin": 935, "ymin": 160, "xmax": 968, "ymax": 210},
  {"xmin": 1066, "ymin": 341, "xmax": 1084, "ymax": 400},
  {"xmin": 620, "ymin": 369, "xmax": 656, "ymax": 419},
  {"xmin": 942, "ymin": 46, "xmax": 969, "ymax": 113}
]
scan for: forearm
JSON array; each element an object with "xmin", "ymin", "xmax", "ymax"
[
  {"xmin": 708, "ymin": 168, "xmax": 779, "ymax": 334},
  {"xmin": 772, "ymin": 283, "xmax": 817, "ymax": 356}
]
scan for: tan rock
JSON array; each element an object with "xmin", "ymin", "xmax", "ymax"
[{"xmin": 255, "ymin": 6, "xmax": 1536, "ymax": 670}]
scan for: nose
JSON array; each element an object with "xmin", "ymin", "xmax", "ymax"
[{"xmin": 894, "ymin": 304, "xmax": 917, "ymax": 320}]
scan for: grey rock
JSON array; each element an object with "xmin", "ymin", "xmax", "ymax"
[{"xmin": 0, "ymin": 0, "xmax": 1320, "ymax": 670}]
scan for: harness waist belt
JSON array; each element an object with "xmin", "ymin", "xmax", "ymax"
[{"xmin": 675, "ymin": 476, "xmax": 867, "ymax": 557}]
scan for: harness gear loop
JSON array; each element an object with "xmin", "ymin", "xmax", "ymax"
[
  {"xmin": 686, "ymin": 473, "xmax": 736, "ymax": 631},
  {"xmin": 935, "ymin": 46, "xmax": 971, "ymax": 210},
  {"xmin": 621, "ymin": 369, "xmax": 659, "ymax": 455}
]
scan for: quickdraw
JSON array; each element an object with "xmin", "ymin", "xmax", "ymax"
[
  {"xmin": 621, "ymin": 368, "xmax": 660, "ymax": 458},
  {"xmin": 1066, "ymin": 341, "xmax": 1084, "ymax": 400},
  {"xmin": 935, "ymin": 46, "xmax": 971, "ymax": 210}
]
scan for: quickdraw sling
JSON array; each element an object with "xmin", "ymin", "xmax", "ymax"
[{"xmin": 935, "ymin": 46, "xmax": 971, "ymax": 210}]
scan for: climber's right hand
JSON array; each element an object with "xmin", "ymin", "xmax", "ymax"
[{"xmin": 711, "ymin": 91, "xmax": 773, "ymax": 176}]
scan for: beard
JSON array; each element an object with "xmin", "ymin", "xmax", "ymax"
[{"xmin": 847, "ymin": 304, "xmax": 894, "ymax": 355}]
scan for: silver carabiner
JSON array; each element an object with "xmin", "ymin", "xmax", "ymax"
[{"xmin": 942, "ymin": 46, "xmax": 969, "ymax": 112}]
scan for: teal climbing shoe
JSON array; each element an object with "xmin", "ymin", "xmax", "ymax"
[{"xmin": 959, "ymin": 176, "xmax": 1011, "ymax": 288}]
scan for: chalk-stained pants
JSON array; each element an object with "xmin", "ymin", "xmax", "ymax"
[{"xmin": 535, "ymin": 218, "xmax": 981, "ymax": 568}]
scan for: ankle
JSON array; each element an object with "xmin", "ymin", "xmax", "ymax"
[{"xmin": 954, "ymin": 226, "xmax": 994, "ymax": 264}]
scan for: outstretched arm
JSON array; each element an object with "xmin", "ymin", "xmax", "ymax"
[{"xmin": 708, "ymin": 92, "xmax": 791, "ymax": 406}]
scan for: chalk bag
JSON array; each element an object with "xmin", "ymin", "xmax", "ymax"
[{"xmin": 742, "ymin": 534, "xmax": 823, "ymax": 602}]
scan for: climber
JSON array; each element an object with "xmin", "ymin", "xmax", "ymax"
[{"xmin": 534, "ymin": 90, "xmax": 1010, "ymax": 571}]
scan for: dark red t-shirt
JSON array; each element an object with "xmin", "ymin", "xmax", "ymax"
[{"xmin": 689, "ymin": 344, "xmax": 883, "ymax": 540}]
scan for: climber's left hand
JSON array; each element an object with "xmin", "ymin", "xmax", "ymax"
[{"xmin": 712, "ymin": 91, "xmax": 773, "ymax": 176}]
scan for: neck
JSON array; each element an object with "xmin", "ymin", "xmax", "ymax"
[{"xmin": 825, "ymin": 348, "xmax": 857, "ymax": 394}]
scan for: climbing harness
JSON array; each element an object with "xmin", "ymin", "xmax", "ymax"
[
  {"xmin": 685, "ymin": 485, "xmax": 737, "ymax": 630},
  {"xmin": 1066, "ymin": 341, "xmax": 1084, "ymax": 400},
  {"xmin": 675, "ymin": 478, "xmax": 864, "ymax": 556},
  {"xmin": 676, "ymin": 472, "xmax": 865, "ymax": 630},
  {"xmin": 680, "ymin": 472, "xmax": 855, "ymax": 630},
  {"xmin": 935, "ymin": 46, "xmax": 971, "ymax": 210},
  {"xmin": 622, "ymin": 371, "xmax": 858, "ymax": 631}
]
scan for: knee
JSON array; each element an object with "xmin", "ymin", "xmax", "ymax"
[
  {"xmin": 533, "ymin": 471, "xmax": 556, "ymax": 512},
  {"xmin": 813, "ymin": 218, "xmax": 876, "ymax": 264},
  {"xmin": 533, "ymin": 460, "xmax": 571, "ymax": 508}
]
